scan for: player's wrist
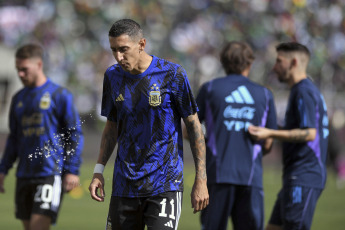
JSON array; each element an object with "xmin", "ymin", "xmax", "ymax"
[{"xmin": 93, "ymin": 163, "xmax": 105, "ymax": 174}]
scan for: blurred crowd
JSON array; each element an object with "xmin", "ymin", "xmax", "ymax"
[{"xmin": 0, "ymin": 0, "xmax": 345, "ymax": 131}]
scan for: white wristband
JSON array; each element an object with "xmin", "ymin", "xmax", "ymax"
[{"xmin": 93, "ymin": 163, "xmax": 105, "ymax": 174}]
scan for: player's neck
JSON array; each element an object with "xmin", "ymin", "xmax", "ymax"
[
  {"xmin": 290, "ymin": 72, "xmax": 307, "ymax": 87},
  {"xmin": 131, "ymin": 52, "xmax": 153, "ymax": 75},
  {"xmin": 34, "ymin": 74, "xmax": 48, "ymax": 87}
]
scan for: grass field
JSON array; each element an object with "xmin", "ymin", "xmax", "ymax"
[{"xmin": 1, "ymin": 162, "xmax": 344, "ymax": 229}]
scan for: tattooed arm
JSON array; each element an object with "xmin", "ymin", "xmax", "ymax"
[
  {"xmin": 183, "ymin": 113, "xmax": 209, "ymax": 213},
  {"xmin": 89, "ymin": 120, "xmax": 118, "ymax": 202},
  {"xmin": 248, "ymin": 126, "xmax": 316, "ymax": 143}
]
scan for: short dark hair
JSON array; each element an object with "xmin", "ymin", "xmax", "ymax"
[
  {"xmin": 220, "ymin": 41, "xmax": 255, "ymax": 75},
  {"xmin": 108, "ymin": 19, "xmax": 143, "ymax": 41},
  {"xmin": 15, "ymin": 44, "xmax": 43, "ymax": 60},
  {"xmin": 276, "ymin": 42, "xmax": 310, "ymax": 58}
]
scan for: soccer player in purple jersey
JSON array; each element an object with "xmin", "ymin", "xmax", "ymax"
[
  {"xmin": 88, "ymin": 19, "xmax": 209, "ymax": 230},
  {"xmin": 186, "ymin": 41, "xmax": 277, "ymax": 230},
  {"xmin": 249, "ymin": 42, "xmax": 329, "ymax": 230},
  {"xmin": 0, "ymin": 44, "xmax": 84, "ymax": 230}
]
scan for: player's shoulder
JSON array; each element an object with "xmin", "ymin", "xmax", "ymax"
[
  {"xmin": 105, "ymin": 64, "xmax": 122, "ymax": 76},
  {"xmin": 294, "ymin": 78, "xmax": 321, "ymax": 96},
  {"xmin": 154, "ymin": 56, "xmax": 186, "ymax": 76}
]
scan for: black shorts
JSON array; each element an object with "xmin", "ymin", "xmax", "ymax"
[
  {"xmin": 106, "ymin": 191, "xmax": 183, "ymax": 230},
  {"xmin": 15, "ymin": 175, "xmax": 63, "ymax": 224}
]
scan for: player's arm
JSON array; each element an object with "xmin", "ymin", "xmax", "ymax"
[
  {"xmin": 262, "ymin": 138, "xmax": 274, "ymax": 155},
  {"xmin": 248, "ymin": 126, "xmax": 316, "ymax": 142},
  {"xmin": 60, "ymin": 90, "xmax": 84, "ymax": 192},
  {"xmin": 183, "ymin": 113, "xmax": 209, "ymax": 213},
  {"xmin": 0, "ymin": 99, "xmax": 19, "ymax": 193},
  {"xmin": 89, "ymin": 120, "xmax": 118, "ymax": 202}
]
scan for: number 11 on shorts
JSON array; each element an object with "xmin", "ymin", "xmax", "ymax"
[{"xmin": 159, "ymin": 198, "xmax": 176, "ymax": 220}]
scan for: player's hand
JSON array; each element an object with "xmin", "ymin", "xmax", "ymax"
[
  {"xmin": 0, "ymin": 173, "xmax": 5, "ymax": 193},
  {"xmin": 191, "ymin": 178, "xmax": 209, "ymax": 213},
  {"xmin": 89, "ymin": 173, "xmax": 105, "ymax": 202},
  {"xmin": 63, "ymin": 174, "xmax": 80, "ymax": 192},
  {"xmin": 248, "ymin": 125, "xmax": 271, "ymax": 140}
]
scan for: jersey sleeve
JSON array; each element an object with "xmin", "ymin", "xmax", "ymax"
[
  {"xmin": 101, "ymin": 72, "xmax": 117, "ymax": 121},
  {"xmin": 0, "ymin": 98, "xmax": 19, "ymax": 175},
  {"xmin": 172, "ymin": 66, "xmax": 198, "ymax": 118},
  {"xmin": 196, "ymin": 82, "xmax": 209, "ymax": 123},
  {"xmin": 265, "ymin": 89, "xmax": 278, "ymax": 130},
  {"xmin": 59, "ymin": 89, "xmax": 84, "ymax": 175},
  {"xmin": 296, "ymin": 90, "xmax": 317, "ymax": 129}
]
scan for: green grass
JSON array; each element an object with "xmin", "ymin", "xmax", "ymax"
[{"xmin": 1, "ymin": 162, "xmax": 344, "ymax": 229}]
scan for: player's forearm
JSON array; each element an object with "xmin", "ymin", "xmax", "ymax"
[
  {"xmin": 0, "ymin": 135, "xmax": 18, "ymax": 174},
  {"xmin": 271, "ymin": 128, "xmax": 316, "ymax": 142},
  {"xmin": 97, "ymin": 120, "xmax": 118, "ymax": 166},
  {"xmin": 262, "ymin": 138, "xmax": 274, "ymax": 155},
  {"xmin": 183, "ymin": 114, "xmax": 207, "ymax": 181}
]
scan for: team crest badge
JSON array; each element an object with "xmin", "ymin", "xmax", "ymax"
[
  {"xmin": 149, "ymin": 84, "xmax": 161, "ymax": 106},
  {"xmin": 40, "ymin": 92, "xmax": 51, "ymax": 110}
]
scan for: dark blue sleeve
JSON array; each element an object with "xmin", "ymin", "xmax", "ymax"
[
  {"xmin": 265, "ymin": 89, "xmax": 278, "ymax": 130},
  {"xmin": 60, "ymin": 90, "xmax": 84, "ymax": 175},
  {"xmin": 296, "ymin": 90, "xmax": 317, "ymax": 129},
  {"xmin": 0, "ymin": 98, "xmax": 18, "ymax": 175},
  {"xmin": 101, "ymin": 72, "xmax": 117, "ymax": 121},
  {"xmin": 196, "ymin": 82, "xmax": 209, "ymax": 123},
  {"xmin": 172, "ymin": 66, "xmax": 198, "ymax": 118}
]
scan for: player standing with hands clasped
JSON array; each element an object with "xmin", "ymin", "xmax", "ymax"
[
  {"xmin": 0, "ymin": 44, "xmax": 84, "ymax": 230},
  {"xmin": 249, "ymin": 42, "xmax": 329, "ymax": 230},
  {"xmin": 191, "ymin": 41, "xmax": 277, "ymax": 230},
  {"xmin": 88, "ymin": 19, "xmax": 209, "ymax": 230}
]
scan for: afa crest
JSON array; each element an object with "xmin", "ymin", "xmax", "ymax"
[
  {"xmin": 149, "ymin": 84, "xmax": 161, "ymax": 106},
  {"xmin": 40, "ymin": 92, "xmax": 51, "ymax": 110}
]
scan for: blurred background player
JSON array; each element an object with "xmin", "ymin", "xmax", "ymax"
[
  {"xmin": 88, "ymin": 19, "xmax": 208, "ymax": 230},
  {"xmin": 249, "ymin": 42, "xmax": 329, "ymax": 230},
  {"xmin": 0, "ymin": 44, "xmax": 84, "ymax": 230},
  {"xmin": 185, "ymin": 41, "xmax": 277, "ymax": 230}
]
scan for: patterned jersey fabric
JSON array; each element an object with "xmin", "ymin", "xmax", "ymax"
[
  {"xmin": 0, "ymin": 79, "xmax": 84, "ymax": 178},
  {"xmin": 101, "ymin": 55, "xmax": 198, "ymax": 197}
]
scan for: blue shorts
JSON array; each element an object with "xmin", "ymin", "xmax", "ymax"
[
  {"xmin": 201, "ymin": 184, "xmax": 264, "ymax": 230},
  {"xmin": 268, "ymin": 186, "xmax": 323, "ymax": 230}
]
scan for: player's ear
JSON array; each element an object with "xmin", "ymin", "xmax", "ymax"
[
  {"xmin": 138, "ymin": 38, "xmax": 146, "ymax": 53},
  {"xmin": 290, "ymin": 57, "xmax": 297, "ymax": 69}
]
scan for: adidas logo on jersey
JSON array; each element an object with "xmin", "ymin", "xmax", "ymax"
[
  {"xmin": 223, "ymin": 85, "xmax": 256, "ymax": 132},
  {"xmin": 164, "ymin": 220, "xmax": 174, "ymax": 228},
  {"xmin": 116, "ymin": 94, "xmax": 124, "ymax": 102},
  {"xmin": 225, "ymin": 85, "xmax": 254, "ymax": 104}
]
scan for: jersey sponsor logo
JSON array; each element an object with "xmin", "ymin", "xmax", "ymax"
[
  {"xmin": 116, "ymin": 94, "xmax": 124, "ymax": 102},
  {"xmin": 149, "ymin": 84, "xmax": 161, "ymax": 106},
  {"xmin": 223, "ymin": 85, "xmax": 256, "ymax": 132},
  {"xmin": 40, "ymin": 92, "xmax": 51, "ymax": 110}
]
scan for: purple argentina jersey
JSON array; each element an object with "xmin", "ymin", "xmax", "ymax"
[
  {"xmin": 101, "ymin": 55, "xmax": 198, "ymax": 197},
  {"xmin": 282, "ymin": 78, "xmax": 329, "ymax": 189},
  {"xmin": 197, "ymin": 74, "xmax": 277, "ymax": 188},
  {"xmin": 0, "ymin": 79, "xmax": 84, "ymax": 178}
]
